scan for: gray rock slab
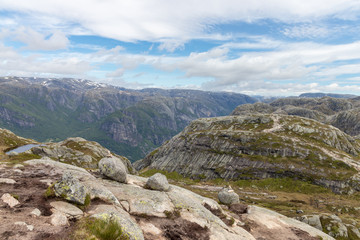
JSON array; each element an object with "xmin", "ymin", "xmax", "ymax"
[
  {"xmin": 244, "ymin": 206, "xmax": 334, "ymax": 240},
  {"xmin": 103, "ymin": 180, "xmax": 174, "ymax": 217},
  {"xmin": 25, "ymin": 157, "xmax": 90, "ymax": 175},
  {"xmin": 50, "ymin": 201, "xmax": 83, "ymax": 218}
]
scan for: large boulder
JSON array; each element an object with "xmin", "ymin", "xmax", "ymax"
[
  {"xmin": 146, "ymin": 173, "xmax": 170, "ymax": 191},
  {"xmin": 54, "ymin": 171, "xmax": 89, "ymax": 205},
  {"xmin": 99, "ymin": 157, "xmax": 128, "ymax": 183},
  {"xmin": 218, "ymin": 187, "xmax": 240, "ymax": 205}
]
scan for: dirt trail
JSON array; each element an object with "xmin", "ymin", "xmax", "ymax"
[{"xmin": 263, "ymin": 115, "xmax": 283, "ymax": 133}]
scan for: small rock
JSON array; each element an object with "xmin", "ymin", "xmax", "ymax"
[
  {"xmin": 13, "ymin": 164, "xmax": 24, "ymax": 169},
  {"xmin": 40, "ymin": 179, "xmax": 53, "ymax": 186},
  {"xmin": 218, "ymin": 187, "xmax": 240, "ymax": 205},
  {"xmin": 14, "ymin": 222, "xmax": 34, "ymax": 231},
  {"xmin": 30, "ymin": 208, "xmax": 41, "ymax": 217},
  {"xmin": 98, "ymin": 157, "xmax": 127, "ymax": 183},
  {"xmin": 13, "ymin": 169, "xmax": 22, "ymax": 173},
  {"xmin": 1, "ymin": 193, "xmax": 20, "ymax": 208},
  {"xmin": 50, "ymin": 201, "xmax": 83, "ymax": 219},
  {"xmin": 50, "ymin": 211, "xmax": 69, "ymax": 226},
  {"xmin": 146, "ymin": 173, "xmax": 170, "ymax": 191},
  {"xmin": 0, "ymin": 178, "xmax": 16, "ymax": 184},
  {"xmin": 296, "ymin": 210, "xmax": 304, "ymax": 214}
]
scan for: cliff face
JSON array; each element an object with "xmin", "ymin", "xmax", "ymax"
[
  {"xmin": 0, "ymin": 77, "xmax": 256, "ymax": 160},
  {"xmin": 135, "ymin": 114, "xmax": 360, "ymax": 193}
]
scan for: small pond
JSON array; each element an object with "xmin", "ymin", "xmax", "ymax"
[{"xmin": 6, "ymin": 144, "xmax": 41, "ymax": 155}]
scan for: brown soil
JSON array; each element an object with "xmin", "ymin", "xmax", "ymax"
[
  {"xmin": 138, "ymin": 216, "xmax": 210, "ymax": 240},
  {"xmin": 229, "ymin": 203, "xmax": 248, "ymax": 215},
  {"xmin": 0, "ymin": 164, "xmax": 71, "ymax": 240},
  {"xmin": 241, "ymin": 219, "xmax": 319, "ymax": 240}
]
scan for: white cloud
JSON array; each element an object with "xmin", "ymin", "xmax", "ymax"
[
  {"xmin": 282, "ymin": 24, "xmax": 330, "ymax": 39},
  {"xmin": 1, "ymin": 0, "xmax": 360, "ymax": 44},
  {"xmin": 158, "ymin": 40, "xmax": 185, "ymax": 52},
  {"xmin": 13, "ymin": 28, "xmax": 69, "ymax": 50},
  {"xmin": 149, "ymin": 39, "xmax": 360, "ymax": 94},
  {"xmin": 0, "ymin": 42, "xmax": 91, "ymax": 76}
]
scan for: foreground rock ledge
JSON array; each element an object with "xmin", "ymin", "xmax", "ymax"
[{"xmin": 0, "ymin": 157, "xmax": 333, "ymax": 240}]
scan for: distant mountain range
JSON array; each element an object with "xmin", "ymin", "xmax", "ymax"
[
  {"xmin": 299, "ymin": 92, "xmax": 358, "ymax": 98},
  {"xmin": 0, "ymin": 76, "xmax": 256, "ymax": 160}
]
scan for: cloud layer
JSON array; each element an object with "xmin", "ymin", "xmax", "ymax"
[{"xmin": 0, "ymin": 1, "xmax": 360, "ymax": 95}]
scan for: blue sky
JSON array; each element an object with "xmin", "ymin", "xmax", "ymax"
[{"xmin": 1, "ymin": 0, "xmax": 360, "ymax": 96}]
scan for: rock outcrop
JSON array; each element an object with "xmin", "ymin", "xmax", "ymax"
[
  {"xmin": 31, "ymin": 137, "xmax": 135, "ymax": 173},
  {"xmin": 297, "ymin": 214, "xmax": 360, "ymax": 239},
  {"xmin": 0, "ymin": 155, "xmax": 335, "ymax": 240},
  {"xmin": 231, "ymin": 96, "xmax": 360, "ymax": 138},
  {"xmin": 135, "ymin": 114, "xmax": 360, "ymax": 193}
]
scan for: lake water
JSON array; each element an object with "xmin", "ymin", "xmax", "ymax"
[{"xmin": 6, "ymin": 144, "xmax": 40, "ymax": 154}]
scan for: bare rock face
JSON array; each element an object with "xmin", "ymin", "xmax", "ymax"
[
  {"xmin": 99, "ymin": 157, "xmax": 128, "ymax": 183},
  {"xmin": 135, "ymin": 114, "xmax": 360, "ymax": 194},
  {"xmin": 0, "ymin": 143, "xmax": 336, "ymax": 240},
  {"xmin": 218, "ymin": 187, "xmax": 240, "ymax": 205},
  {"xmin": 146, "ymin": 173, "xmax": 170, "ymax": 191}
]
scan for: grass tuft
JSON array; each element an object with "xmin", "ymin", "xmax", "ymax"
[{"xmin": 71, "ymin": 217, "xmax": 129, "ymax": 240}]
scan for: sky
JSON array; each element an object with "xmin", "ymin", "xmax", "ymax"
[{"xmin": 1, "ymin": 1, "xmax": 360, "ymax": 96}]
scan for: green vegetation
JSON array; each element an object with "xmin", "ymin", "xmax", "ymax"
[
  {"xmin": 78, "ymin": 194, "xmax": 92, "ymax": 211},
  {"xmin": 44, "ymin": 184, "xmax": 56, "ymax": 199},
  {"xmin": 164, "ymin": 209, "xmax": 181, "ymax": 219},
  {"xmin": 71, "ymin": 217, "xmax": 129, "ymax": 240},
  {"xmin": 7, "ymin": 153, "xmax": 41, "ymax": 165},
  {"xmin": 10, "ymin": 193, "xmax": 19, "ymax": 200},
  {"xmin": 233, "ymin": 178, "xmax": 330, "ymax": 194}
]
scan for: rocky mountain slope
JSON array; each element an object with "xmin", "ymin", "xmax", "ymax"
[
  {"xmin": 135, "ymin": 114, "xmax": 360, "ymax": 194},
  {"xmin": 0, "ymin": 76, "xmax": 256, "ymax": 160},
  {"xmin": 231, "ymin": 97, "xmax": 360, "ymax": 138},
  {"xmin": 0, "ymin": 129, "xmax": 334, "ymax": 240}
]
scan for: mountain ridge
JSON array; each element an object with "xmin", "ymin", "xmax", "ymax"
[{"xmin": 0, "ymin": 76, "xmax": 256, "ymax": 160}]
